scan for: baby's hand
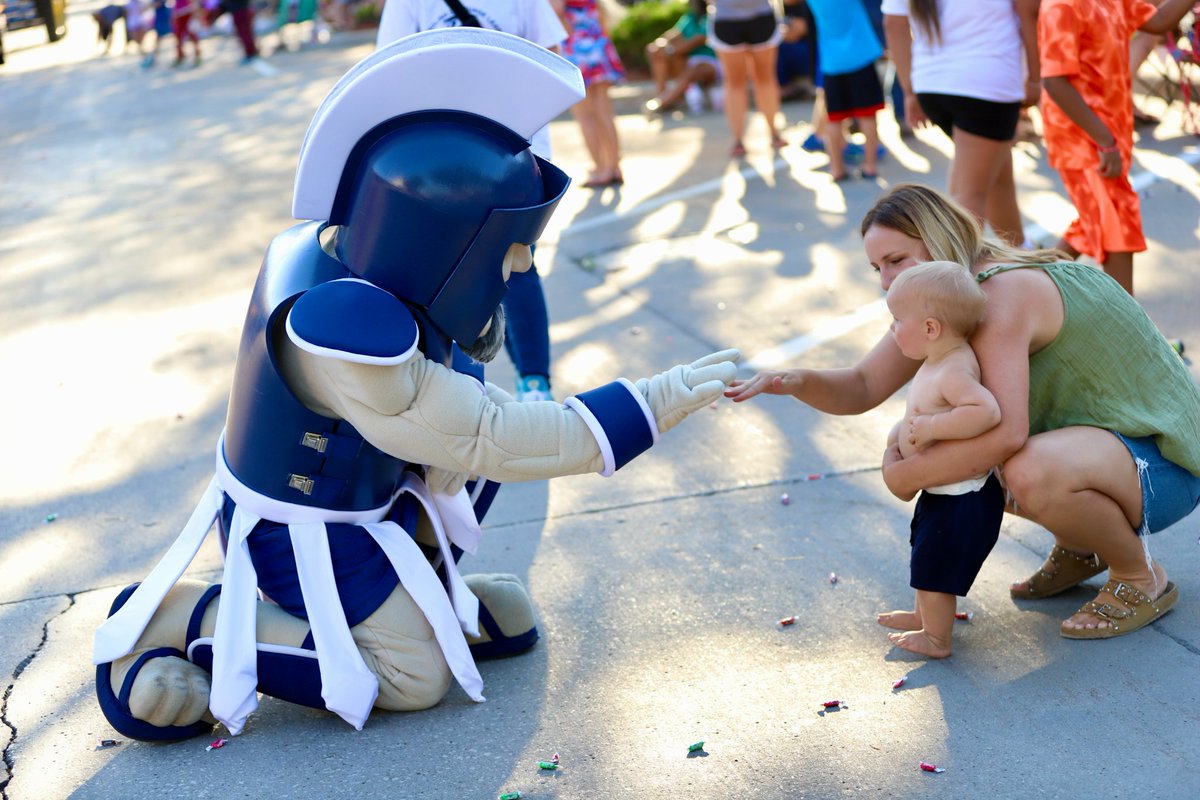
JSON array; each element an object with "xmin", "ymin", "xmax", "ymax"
[
  {"xmin": 724, "ymin": 370, "xmax": 802, "ymax": 402},
  {"xmin": 907, "ymin": 414, "xmax": 936, "ymax": 450}
]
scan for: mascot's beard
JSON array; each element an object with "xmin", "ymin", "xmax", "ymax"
[{"xmin": 461, "ymin": 305, "xmax": 506, "ymax": 363}]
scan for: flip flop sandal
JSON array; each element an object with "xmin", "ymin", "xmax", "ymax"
[
  {"xmin": 1060, "ymin": 579, "xmax": 1178, "ymax": 639},
  {"xmin": 1010, "ymin": 545, "xmax": 1107, "ymax": 599},
  {"xmin": 730, "ymin": 142, "xmax": 747, "ymax": 159}
]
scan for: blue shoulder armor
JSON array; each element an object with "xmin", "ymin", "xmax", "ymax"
[{"xmin": 286, "ymin": 278, "xmax": 419, "ymax": 365}]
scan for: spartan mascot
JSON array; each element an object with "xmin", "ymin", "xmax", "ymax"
[{"xmin": 92, "ymin": 29, "xmax": 739, "ymax": 740}]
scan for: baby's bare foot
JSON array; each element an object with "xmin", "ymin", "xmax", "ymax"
[
  {"xmin": 887, "ymin": 629, "xmax": 951, "ymax": 659},
  {"xmin": 876, "ymin": 610, "xmax": 921, "ymax": 630}
]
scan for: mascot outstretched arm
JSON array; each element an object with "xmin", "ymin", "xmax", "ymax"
[{"xmin": 91, "ymin": 29, "xmax": 739, "ymax": 742}]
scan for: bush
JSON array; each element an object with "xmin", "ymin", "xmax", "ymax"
[
  {"xmin": 610, "ymin": 0, "xmax": 688, "ymax": 74},
  {"xmin": 353, "ymin": 2, "xmax": 381, "ymax": 26}
]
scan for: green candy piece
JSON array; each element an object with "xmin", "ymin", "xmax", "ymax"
[
  {"xmin": 688, "ymin": 741, "xmax": 705, "ymax": 752},
  {"xmin": 537, "ymin": 761, "xmax": 558, "ymax": 770},
  {"xmin": 499, "ymin": 793, "xmax": 522, "ymax": 800}
]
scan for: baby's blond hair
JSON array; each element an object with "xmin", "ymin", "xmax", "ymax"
[{"xmin": 889, "ymin": 260, "xmax": 986, "ymax": 338}]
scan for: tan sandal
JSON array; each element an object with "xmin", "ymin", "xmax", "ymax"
[
  {"xmin": 1060, "ymin": 580, "xmax": 1178, "ymax": 639},
  {"xmin": 1010, "ymin": 545, "xmax": 1107, "ymax": 599}
]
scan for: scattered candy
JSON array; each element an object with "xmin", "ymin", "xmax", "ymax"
[
  {"xmin": 206, "ymin": 738, "xmax": 227, "ymax": 752},
  {"xmin": 778, "ymin": 616, "xmax": 797, "ymax": 626},
  {"xmin": 499, "ymin": 793, "xmax": 522, "ymax": 800},
  {"xmin": 892, "ymin": 675, "xmax": 908, "ymax": 689},
  {"xmin": 954, "ymin": 611, "xmax": 974, "ymax": 622},
  {"xmin": 44, "ymin": 513, "xmax": 58, "ymax": 523},
  {"xmin": 829, "ymin": 572, "xmax": 839, "ymax": 585},
  {"xmin": 95, "ymin": 739, "xmax": 122, "ymax": 749},
  {"xmin": 821, "ymin": 699, "xmax": 844, "ymax": 709},
  {"xmin": 919, "ymin": 761, "xmax": 945, "ymax": 774},
  {"xmin": 537, "ymin": 761, "xmax": 558, "ymax": 770},
  {"xmin": 551, "ymin": 753, "xmax": 560, "ymax": 765},
  {"xmin": 687, "ymin": 741, "xmax": 705, "ymax": 752},
  {"xmin": 630, "ymin": 325, "xmax": 643, "ymax": 336},
  {"xmin": 780, "ymin": 492, "xmax": 790, "ymax": 505}
]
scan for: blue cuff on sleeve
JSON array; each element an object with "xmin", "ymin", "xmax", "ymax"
[{"xmin": 565, "ymin": 378, "xmax": 658, "ymax": 476}]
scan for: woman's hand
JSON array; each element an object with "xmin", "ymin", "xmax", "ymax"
[
  {"xmin": 903, "ymin": 94, "xmax": 929, "ymax": 130},
  {"xmin": 723, "ymin": 369, "xmax": 805, "ymax": 402}
]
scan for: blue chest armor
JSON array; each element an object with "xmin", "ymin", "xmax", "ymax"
[{"xmin": 221, "ymin": 221, "xmax": 415, "ymax": 512}]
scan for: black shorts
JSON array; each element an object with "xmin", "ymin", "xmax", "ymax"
[
  {"xmin": 909, "ymin": 473, "xmax": 1004, "ymax": 597},
  {"xmin": 916, "ymin": 92, "xmax": 1022, "ymax": 141},
  {"xmin": 824, "ymin": 62, "xmax": 885, "ymax": 121},
  {"xmin": 711, "ymin": 12, "xmax": 781, "ymax": 51}
]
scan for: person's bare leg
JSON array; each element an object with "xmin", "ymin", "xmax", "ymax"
[
  {"xmin": 1002, "ymin": 427, "xmax": 1165, "ymax": 633},
  {"xmin": 749, "ymin": 45, "xmax": 783, "ymax": 142},
  {"xmin": 719, "ymin": 50, "xmax": 750, "ymax": 151},
  {"xmin": 588, "ymin": 82, "xmax": 621, "ymax": 179},
  {"xmin": 887, "ymin": 590, "xmax": 954, "ymax": 658},
  {"xmin": 859, "ymin": 114, "xmax": 880, "ymax": 174},
  {"xmin": 825, "ymin": 113, "xmax": 848, "ymax": 179},
  {"xmin": 1103, "ymin": 251, "xmax": 1134, "ymax": 296},
  {"xmin": 570, "ymin": 98, "xmax": 605, "ymax": 179},
  {"xmin": 948, "ymin": 128, "xmax": 1012, "ymax": 237},
  {"xmin": 658, "ymin": 61, "xmax": 718, "ymax": 110},
  {"xmin": 984, "ymin": 147, "xmax": 1025, "ymax": 245}
]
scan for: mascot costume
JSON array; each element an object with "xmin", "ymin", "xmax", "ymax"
[{"xmin": 92, "ymin": 29, "xmax": 740, "ymax": 741}]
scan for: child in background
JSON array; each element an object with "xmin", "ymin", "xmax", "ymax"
[
  {"xmin": 124, "ymin": 0, "xmax": 152, "ymax": 57},
  {"xmin": 143, "ymin": 0, "xmax": 172, "ymax": 68},
  {"xmin": 805, "ymin": 0, "xmax": 885, "ymax": 180},
  {"xmin": 1038, "ymin": 0, "xmax": 1196, "ymax": 295},
  {"xmin": 171, "ymin": 0, "xmax": 202, "ymax": 67},
  {"xmin": 876, "ymin": 261, "xmax": 1004, "ymax": 659}
]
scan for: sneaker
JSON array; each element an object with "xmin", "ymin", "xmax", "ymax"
[
  {"xmin": 843, "ymin": 142, "xmax": 865, "ymax": 165},
  {"xmin": 684, "ymin": 84, "xmax": 704, "ymax": 114},
  {"xmin": 515, "ymin": 375, "xmax": 553, "ymax": 403},
  {"xmin": 801, "ymin": 133, "xmax": 825, "ymax": 153}
]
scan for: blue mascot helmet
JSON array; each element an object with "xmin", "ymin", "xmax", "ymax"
[{"xmin": 330, "ymin": 110, "xmax": 569, "ymax": 345}]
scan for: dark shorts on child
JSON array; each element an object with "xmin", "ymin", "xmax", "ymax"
[
  {"xmin": 824, "ymin": 62, "xmax": 884, "ymax": 122},
  {"xmin": 916, "ymin": 93, "xmax": 1021, "ymax": 141},
  {"xmin": 910, "ymin": 473, "xmax": 1005, "ymax": 597}
]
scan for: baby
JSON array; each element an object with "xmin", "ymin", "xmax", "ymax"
[{"xmin": 877, "ymin": 261, "xmax": 1004, "ymax": 658}]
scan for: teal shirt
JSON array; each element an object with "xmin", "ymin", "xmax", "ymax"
[
  {"xmin": 978, "ymin": 262, "xmax": 1200, "ymax": 476},
  {"xmin": 674, "ymin": 11, "xmax": 715, "ymax": 60}
]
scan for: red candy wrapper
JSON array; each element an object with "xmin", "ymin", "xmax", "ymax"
[
  {"xmin": 954, "ymin": 611, "xmax": 974, "ymax": 621},
  {"xmin": 892, "ymin": 675, "xmax": 908, "ymax": 689},
  {"xmin": 551, "ymin": 753, "xmax": 560, "ymax": 765},
  {"xmin": 206, "ymin": 738, "xmax": 228, "ymax": 752},
  {"xmin": 919, "ymin": 761, "xmax": 945, "ymax": 773},
  {"xmin": 821, "ymin": 699, "xmax": 843, "ymax": 709},
  {"xmin": 778, "ymin": 616, "xmax": 797, "ymax": 626}
]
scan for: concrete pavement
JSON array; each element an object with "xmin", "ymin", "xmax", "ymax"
[{"xmin": 2, "ymin": 6, "xmax": 1200, "ymax": 799}]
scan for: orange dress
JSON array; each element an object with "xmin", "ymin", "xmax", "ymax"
[{"xmin": 1038, "ymin": 0, "xmax": 1157, "ymax": 259}]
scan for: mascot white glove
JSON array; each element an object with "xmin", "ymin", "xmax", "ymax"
[{"xmin": 635, "ymin": 348, "xmax": 740, "ymax": 434}]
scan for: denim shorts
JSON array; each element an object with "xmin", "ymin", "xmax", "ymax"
[{"xmin": 1114, "ymin": 432, "xmax": 1200, "ymax": 535}]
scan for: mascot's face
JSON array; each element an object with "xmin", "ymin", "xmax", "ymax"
[{"xmin": 458, "ymin": 242, "xmax": 534, "ymax": 364}]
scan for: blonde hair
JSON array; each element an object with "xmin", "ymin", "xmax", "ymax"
[
  {"xmin": 861, "ymin": 183, "xmax": 1068, "ymax": 269},
  {"xmin": 889, "ymin": 260, "xmax": 987, "ymax": 338}
]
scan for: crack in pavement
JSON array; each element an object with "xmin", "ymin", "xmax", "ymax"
[{"xmin": 1, "ymin": 594, "xmax": 77, "ymax": 800}]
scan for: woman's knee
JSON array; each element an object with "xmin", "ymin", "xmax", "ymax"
[{"xmin": 1002, "ymin": 447, "xmax": 1057, "ymax": 513}]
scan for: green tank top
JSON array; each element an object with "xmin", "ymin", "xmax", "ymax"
[{"xmin": 976, "ymin": 262, "xmax": 1200, "ymax": 476}]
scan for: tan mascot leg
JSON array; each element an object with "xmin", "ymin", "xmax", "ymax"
[{"xmin": 100, "ymin": 572, "xmax": 536, "ymax": 737}]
